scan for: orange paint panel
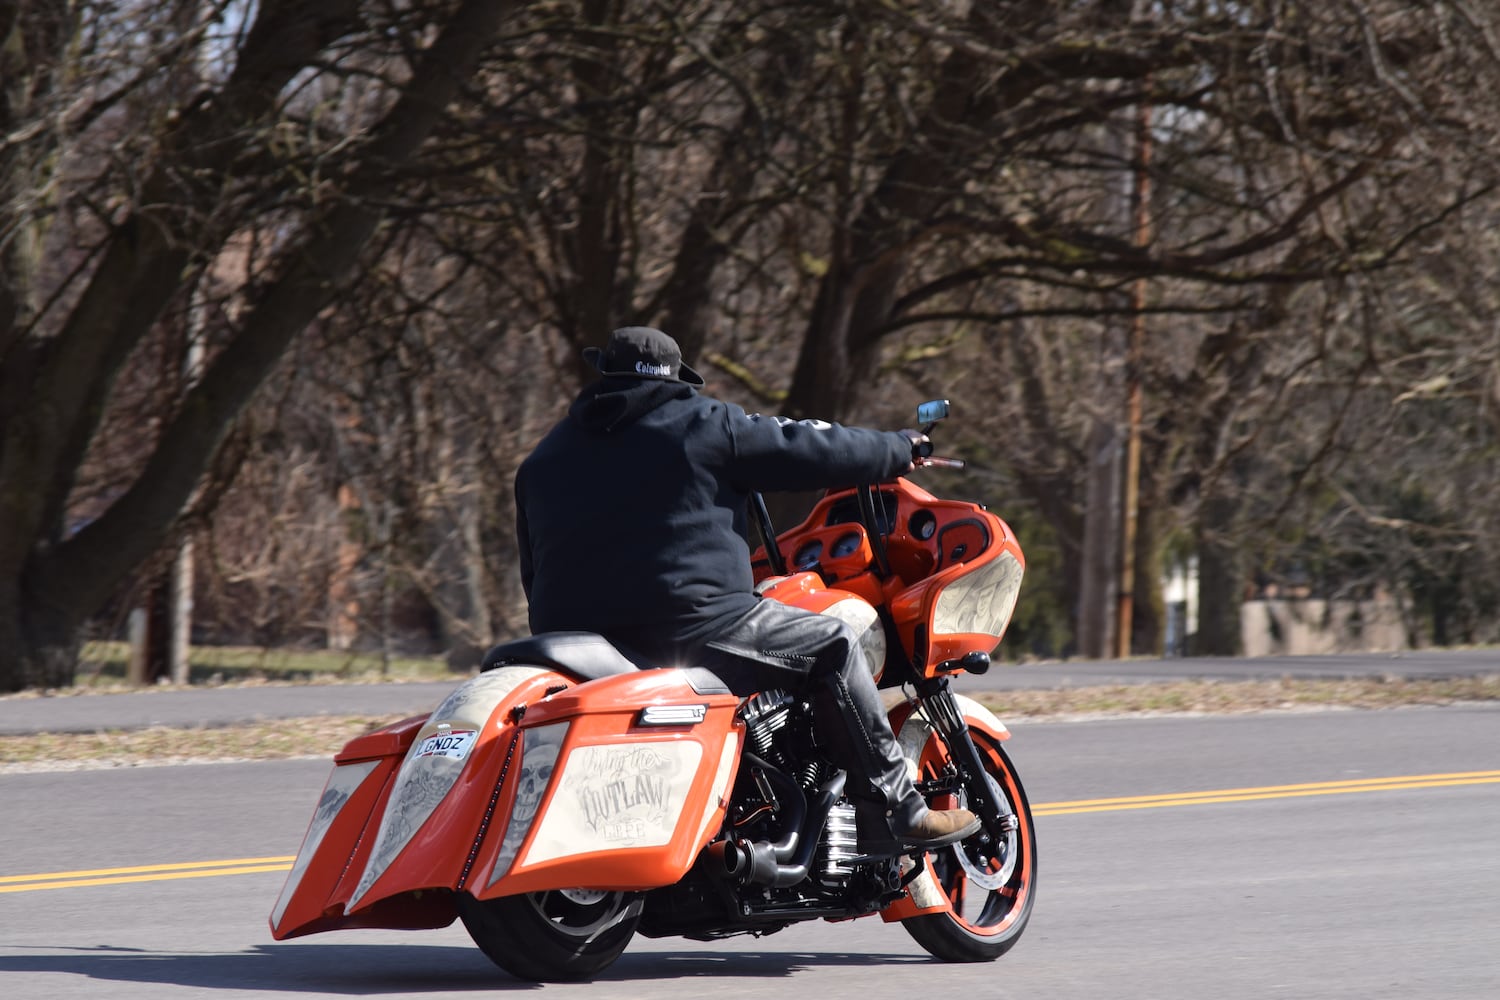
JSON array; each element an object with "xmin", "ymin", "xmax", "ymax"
[
  {"xmin": 751, "ymin": 479, "xmax": 1023, "ymax": 677},
  {"xmin": 270, "ymin": 755, "xmax": 402, "ymax": 939},
  {"xmin": 335, "ymin": 715, "xmax": 428, "ymax": 763}
]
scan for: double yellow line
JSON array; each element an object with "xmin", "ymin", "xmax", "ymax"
[
  {"xmin": 0, "ymin": 856, "xmax": 295, "ymax": 894},
  {"xmin": 1034, "ymin": 769, "xmax": 1500, "ymax": 816},
  {"xmin": 4, "ymin": 770, "xmax": 1498, "ymax": 894}
]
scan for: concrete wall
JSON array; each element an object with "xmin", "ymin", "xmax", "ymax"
[{"xmin": 1241, "ymin": 597, "xmax": 1408, "ymax": 657}]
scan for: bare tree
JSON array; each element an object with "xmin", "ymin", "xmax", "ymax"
[
  {"xmin": 0, "ymin": 0, "xmax": 514, "ymax": 690},
  {"xmin": 8, "ymin": 0, "xmax": 1500, "ymax": 690},
  {"xmin": 767, "ymin": 1, "xmax": 1500, "ymax": 653}
]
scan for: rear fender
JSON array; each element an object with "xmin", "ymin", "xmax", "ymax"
[
  {"xmin": 269, "ymin": 719, "xmax": 417, "ymax": 939},
  {"xmin": 269, "ymin": 666, "xmax": 568, "ymax": 938}
]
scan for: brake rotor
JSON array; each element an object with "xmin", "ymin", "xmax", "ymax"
[{"xmin": 950, "ymin": 772, "xmax": 1017, "ymax": 891}]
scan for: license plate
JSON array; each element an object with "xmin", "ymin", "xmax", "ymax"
[{"xmin": 414, "ymin": 729, "xmax": 478, "ymax": 760}]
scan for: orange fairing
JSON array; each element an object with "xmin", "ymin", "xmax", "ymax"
[
  {"xmin": 476, "ymin": 669, "xmax": 742, "ymax": 897},
  {"xmin": 752, "ymin": 478, "xmax": 1025, "ymax": 676},
  {"xmin": 891, "ymin": 540, "xmax": 1024, "ymax": 674}
]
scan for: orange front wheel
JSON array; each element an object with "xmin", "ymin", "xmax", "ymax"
[{"xmin": 902, "ymin": 734, "xmax": 1037, "ymax": 961}]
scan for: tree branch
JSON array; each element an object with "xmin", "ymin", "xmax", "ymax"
[{"xmin": 37, "ymin": 0, "xmax": 513, "ymax": 619}]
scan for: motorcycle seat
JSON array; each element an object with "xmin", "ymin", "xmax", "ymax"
[{"xmin": 480, "ymin": 630, "xmax": 656, "ymax": 683}]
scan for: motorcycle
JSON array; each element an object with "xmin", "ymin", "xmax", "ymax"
[{"xmin": 269, "ymin": 399, "xmax": 1036, "ymax": 980}]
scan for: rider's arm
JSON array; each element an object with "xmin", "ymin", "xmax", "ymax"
[{"xmin": 720, "ymin": 403, "xmax": 912, "ymax": 493}]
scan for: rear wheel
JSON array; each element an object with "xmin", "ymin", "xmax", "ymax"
[
  {"xmin": 902, "ymin": 733, "xmax": 1037, "ymax": 962},
  {"xmin": 456, "ymin": 887, "xmax": 642, "ymax": 981}
]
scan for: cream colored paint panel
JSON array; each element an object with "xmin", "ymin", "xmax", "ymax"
[{"xmin": 523, "ymin": 741, "xmax": 704, "ymax": 865}]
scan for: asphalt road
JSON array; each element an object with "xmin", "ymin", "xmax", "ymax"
[
  {"xmin": 2, "ymin": 646, "xmax": 1497, "ymax": 736},
  {"xmin": 3, "ymin": 703, "xmax": 1498, "ymax": 998}
]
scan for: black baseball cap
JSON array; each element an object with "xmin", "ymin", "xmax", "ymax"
[{"xmin": 582, "ymin": 327, "xmax": 705, "ymax": 386}]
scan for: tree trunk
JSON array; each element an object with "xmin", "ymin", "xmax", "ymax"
[
  {"xmin": 1194, "ymin": 493, "xmax": 1244, "ymax": 656},
  {"xmin": 1076, "ymin": 416, "xmax": 1120, "ymax": 659},
  {"xmin": 1131, "ymin": 503, "xmax": 1166, "ymax": 656},
  {"xmin": 0, "ymin": 0, "xmax": 511, "ymax": 692},
  {"xmin": 0, "ymin": 579, "xmax": 81, "ymax": 691}
]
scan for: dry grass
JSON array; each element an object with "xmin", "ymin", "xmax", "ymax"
[
  {"xmin": 0, "ymin": 716, "xmax": 392, "ymax": 771},
  {"xmin": 968, "ymin": 674, "xmax": 1500, "ymax": 718},
  {"xmin": 4, "ymin": 674, "xmax": 1498, "ymax": 773}
]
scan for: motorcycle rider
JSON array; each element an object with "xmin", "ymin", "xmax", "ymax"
[{"xmin": 514, "ymin": 326, "xmax": 979, "ymax": 853}]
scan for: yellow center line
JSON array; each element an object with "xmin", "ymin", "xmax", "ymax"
[
  {"xmin": 2, "ymin": 864, "xmax": 297, "ymax": 893},
  {"xmin": 4, "ymin": 770, "xmax": 1497, "ymax": 893},
  {"xmin": 1033, "ymin": 769, "xmax": 1500, "ymax": 816},
  {"xmin": 0, "ymin": 856, "xmax": 296, "ymax": 894}
]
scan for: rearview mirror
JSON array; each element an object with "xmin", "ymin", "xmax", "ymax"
[{"xmin": 916, "ymin": 399, "xmax": 950, "ymax": 425}]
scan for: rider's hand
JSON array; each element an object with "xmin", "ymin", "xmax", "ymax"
[{"xmin": 899, "ymin": 429, "xmax": 932, "ymax": 465}]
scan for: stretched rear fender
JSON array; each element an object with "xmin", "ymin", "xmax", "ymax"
[{"xmin": 269, "ymin": 666, "xmax": 569, "ymax": 939}]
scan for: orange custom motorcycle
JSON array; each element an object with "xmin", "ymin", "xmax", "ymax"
[{"xmin": 270, "ymin": 400, "xmax": 1036, "ymax": 980}]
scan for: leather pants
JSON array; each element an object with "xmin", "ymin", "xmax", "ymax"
[{"xmin": 692, "ymin": 598, "xmax": 928, "ymax": 836}]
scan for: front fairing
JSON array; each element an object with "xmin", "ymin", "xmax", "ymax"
[{"xmin": 753, "ymin": 478, "xmax": 1026, "ymax": 677}]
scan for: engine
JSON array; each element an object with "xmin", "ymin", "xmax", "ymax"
[
  {"xmin": 736, "ymin": 690, "xmax": 859, "ymax": 882},
  {"xmin": 637, "ymin": 689, "xmax": 905, "ymax": 940}
]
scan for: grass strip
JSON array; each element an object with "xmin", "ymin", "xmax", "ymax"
[
  {"xmin": 3, "ymin": 675, "xmax": 1497, "ymax": 772},
  {"xmin": 967, "ymin": 674, "xmax": 1500, "ymax": 718}
]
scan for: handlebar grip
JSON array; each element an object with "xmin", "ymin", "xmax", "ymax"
[
  {"xmin": 899, "ymin": 429, "xmax": 933, "ymax": 460},
  {"xmin": 920, "ymin": 456, "xmax": 965, "ymax": 469}
]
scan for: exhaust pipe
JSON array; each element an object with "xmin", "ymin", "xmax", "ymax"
[
  {"xmin": 707, "ymin": 771, "xmax": 847, "ymax": 888},
  {"xmin": 710, "ymin": 838, "xmax": 783, "ymax": 885}
]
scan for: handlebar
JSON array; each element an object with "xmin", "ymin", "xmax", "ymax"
[
  {"xmin": 754, "ymin": 404, "xmax": 962, "ymax": 578},
  {"xmin": 902, "ymin": 431, "xmax": 963, "ymax": 469}
]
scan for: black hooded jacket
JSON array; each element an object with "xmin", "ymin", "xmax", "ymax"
[{"xmin": 514, "ymin": 378, "xmax": 912, "ymax": 655}]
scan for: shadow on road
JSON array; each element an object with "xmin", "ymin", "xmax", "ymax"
[{"xmin": 0, "ymin": 941, "xmax": 932, "ymax": 992}]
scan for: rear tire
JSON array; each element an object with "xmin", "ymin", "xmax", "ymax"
[
  {"xmin": 456, "ymin": 888, "xmax": 642, "ymax": 981},
  {"xmin": 902, "ymin": 735, "xmax": 1037, "ymax": 962}
]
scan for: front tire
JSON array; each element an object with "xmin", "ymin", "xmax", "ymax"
[
  {"xmin": 902, "ymin": 734, "xmax": 1037, "ymax": 962},
  {"xmin": 456, "ymin": 888, "xmax": 642, "ymax": 981}
]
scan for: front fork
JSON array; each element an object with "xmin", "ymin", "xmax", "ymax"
[{"xmin": 913, "ymin": 677, "xmax": 1019, "ymax": 845}]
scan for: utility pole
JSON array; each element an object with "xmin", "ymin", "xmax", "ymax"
[
  {"xmin": 1116, "ymin": 82, "xmax": 1152, "ymax": 659},
  {"xmin": 168, "ymin": 321, "xmax": 206, "ymax": 685}
]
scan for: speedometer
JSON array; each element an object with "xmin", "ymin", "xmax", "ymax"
[
  {"xmin": 830, "ymin": 531, "xmax": 863, "ymax": 559},
  {"xmin": 793, "ymin": 540, "xmax": 823, "ymax": 568}
]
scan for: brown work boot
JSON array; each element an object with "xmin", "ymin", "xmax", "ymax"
[
  {"xmin": 856, "ymin": 803, "xmax": 981, "ymax": 856},
  {"xmin": 899, "ymin": 806, "xmax": 981, "ymax": 849}
]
